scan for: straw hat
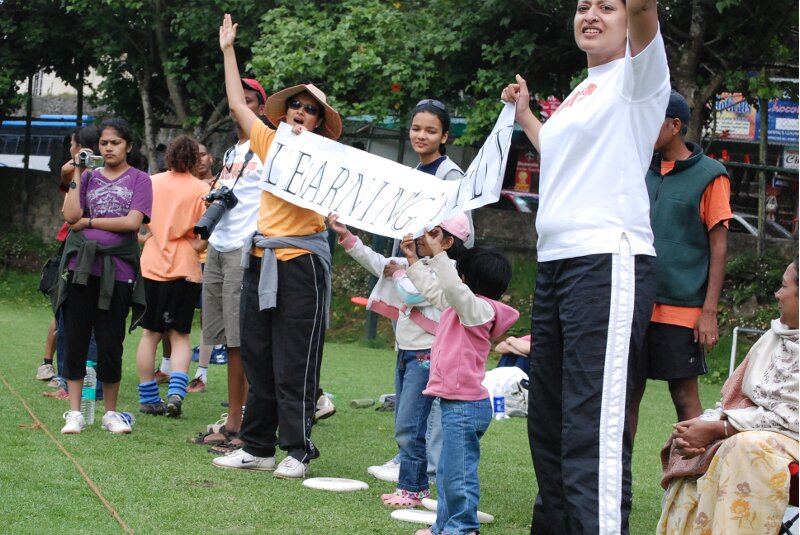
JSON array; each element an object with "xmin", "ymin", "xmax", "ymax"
[{"xmin": 265, "ymin": 83, "xmax": 342, "ymax": 140}]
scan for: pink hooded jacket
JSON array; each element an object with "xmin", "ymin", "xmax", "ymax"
[{"xmin": 406, "ymin": 252, "xmax": 520, "ymax": 401}]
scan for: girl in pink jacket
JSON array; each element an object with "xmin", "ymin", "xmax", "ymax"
[{"xmin": 402, "ymin": 231, "xmax": 519, "ymax": 535}]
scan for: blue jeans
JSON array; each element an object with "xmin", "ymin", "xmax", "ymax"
[
  {"xmin": 426, "ymin": 397, "xmax": 442, "ymax": 478},
  {"xmin": 56, "ymin": 309, "xmax": 101, "ymax": 398},
  {"xmin": 433, "ymin": 397, "xmax": 492, "ymax": 535},
  {"xmin": 395, "ymin": 348, "xmax": 434, "ymax": 493}
]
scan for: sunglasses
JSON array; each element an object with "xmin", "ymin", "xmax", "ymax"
[
  {"xmin": 288, "ymin": 99, "xmax": 320, "ymax": 116},
  {"xmin": 416, "ymin": 99, "xmax": 447, "ymax": 112}
]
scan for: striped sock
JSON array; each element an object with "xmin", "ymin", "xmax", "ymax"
[
  {"xmin": 168, "ymin": 372, "xmax": 189, "ymax": 399},
  {"xmin": 138, "ymin": 381, "xmax": 161, "ymax": 404}
]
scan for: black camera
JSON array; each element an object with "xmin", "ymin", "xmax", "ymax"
[{"xmin": 193, "ymin": 185, "xmax": 239, "ymax": 240}]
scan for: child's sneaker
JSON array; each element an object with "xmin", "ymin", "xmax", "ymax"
[
  {"xmin": 314, "ymin": 394, "xmax": 336, "ymax": 421},
  {"xmin": 139, "ymin": 401, "xmax": 167, "ymax": 415},
  {"xmin": 187, "ymin": 377, "xmax": 206, "ymax": 393},
  {"xmin": 101, "ymin": 411, "xmax": 132, "ymax": 434},
  {"xmin": 61, "ymin": 411, "xmax": 85, "ymax": 434},
  {"xmin": 166, "ymin": 395, "xmax": 183, "ymax": 417},
  {"xmin": 368, "ymin": 459, "xmax": 400, "ymax": 482},
  {"xmin": 36, "ymin": 363, "xmax": 56, "ymax": 381}
]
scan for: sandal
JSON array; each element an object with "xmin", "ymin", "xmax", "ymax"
[
  {"xmin": 208, "ymin": 437, "xmax": 244, "ymax": 455},
  {"xmin": 188, "ymin": 425, "xmax": 235, "ymax": 445},
  {"xmin": 43, "ymin": 388, "xmax": 68, "ymax": 400},
  {"xmin": 381, "ymin": 491, "xmax": 424, "ymax": 508}
]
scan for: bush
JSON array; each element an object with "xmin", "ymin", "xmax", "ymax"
[{"xmin": 0, "ymin": 229, "xmax": 57, "ymax": 271}]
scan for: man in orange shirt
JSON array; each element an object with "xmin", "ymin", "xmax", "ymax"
[{"xmin": 629, "ymin": 91, "xmax": 732, "ymax": 440}]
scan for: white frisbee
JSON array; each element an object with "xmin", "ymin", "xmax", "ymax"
[
  {"xmin": 421, "ymin": 498, "xmax": 495, "ymax": 524},
  {"xmin": 390, "ymin": 508, "xmax": 437, "ymax": 525},
  {"xmin": 302, "ymin": 477, "xmax": 369, "ymax": 492}
]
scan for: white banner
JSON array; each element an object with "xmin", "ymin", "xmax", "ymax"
[{"xmin": 260, "ymin": 103, "xmax": 516, "ymax": 238}]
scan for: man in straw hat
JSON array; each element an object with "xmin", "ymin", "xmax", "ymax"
[{"xmin": 212, "ymin": 13, "xmax": 341, "ymax": 479}]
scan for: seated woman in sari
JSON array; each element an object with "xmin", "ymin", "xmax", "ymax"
[{"xmin": 658, "ymin": 259, "xmax": 798, "ymax": 535}]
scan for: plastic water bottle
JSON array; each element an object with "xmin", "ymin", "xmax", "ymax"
[
  {"xmin": 80, "ymin": 361, "xmax": 97, "ymax": 425},
  {"xmin": 492, "ymin": 383, "xmax": 506, "ymax": 421}
]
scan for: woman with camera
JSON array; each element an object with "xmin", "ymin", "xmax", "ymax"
[
  {"xmin": 57, "ymin": 117, "xmax": 153, "ymax": 435},
  {"xmin": 135, "ymin": 135, "xmax": 209, "ymax": 418}
]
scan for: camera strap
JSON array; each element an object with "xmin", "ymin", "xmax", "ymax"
[{"xmin": 211, "ymin": 145, "xmax": 254, "ymax": 193}]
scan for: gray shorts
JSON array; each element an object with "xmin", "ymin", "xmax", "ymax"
[{"xmin": 202, "ymin": 245, "xmax": 244, "ymax": 347}]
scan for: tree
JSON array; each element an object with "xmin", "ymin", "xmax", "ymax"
[
  {"xmin": 0, "ymin": 0, "xmax": 88, "ymax": 120},
  {"xmin": 59, "ymin": 0, "xmax": 267, "ymax": 169},
  {"xmin": 660, "ymin": 0, "xmax": 798, "ymax": 142}
]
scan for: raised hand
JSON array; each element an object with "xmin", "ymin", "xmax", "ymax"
[{"xmin": 219, "ymin": 13, "xmax": 238, "ymax": 52}]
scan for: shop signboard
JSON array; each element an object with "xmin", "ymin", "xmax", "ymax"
[
  {"xmin": 714, "ymin": 93, "xmax": 756, "ymax": 141},
  {"xmin": 756, "ymin": 99, "xmax": 799, "ymax": 145},
  {"xmin": 782, "ymin": 146, "xmax": 798, "ymax": 170},
  {"xmin": 514, "ymin": 151, "xmax": 539, "ymax": 192}
]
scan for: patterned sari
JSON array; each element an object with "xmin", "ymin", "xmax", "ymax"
[{"xmin": 658, "ymin": 320, "xmax": 799, "ymax": 535}]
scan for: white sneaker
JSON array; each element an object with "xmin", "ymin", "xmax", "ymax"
[
  {"xmin": 36, "ymin": 363, "xmax": 56, "ymax": 381},
  {"xmin": 368, "ymin": 459, "xmax": 400, "ymax": 482},
  {"xmin": 212, "ymin": 448, "xmax": 275, "ymax": 471},
  {"xmin": 314, "ymin": 394, "xmax": 336, "ymax": 421},
  {"xmin": 61, "ymin": 411, "xmax": 85, "ymax": 434},
  {"xmin": 101, "ymin": 411, "xmax": 132, "ymax": 434},
  {"xmin": 273, "ymin": 456, "xmax": 308, "ymax": 480}
]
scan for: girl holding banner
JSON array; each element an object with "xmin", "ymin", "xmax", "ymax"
[{"xmin": 501, "ymin": 0, "xmax": 669, "ymax": 533}]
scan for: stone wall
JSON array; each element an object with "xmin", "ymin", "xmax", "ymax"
[
  {"xmin": 5, "ymin": 174, "xmax": 796, "ymax": 261},
  {"xmin": 473, "ymin": 207, "xmax": 796, "ymax": 261},
  {"xmin": 3, "ymin": 166, "xmax": 65, "ymax": 241}
]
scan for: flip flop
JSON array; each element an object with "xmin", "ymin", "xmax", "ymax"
[
  {"xmin": 208, "ymin": 437, "xmax": 244, "ymax": 455},
  {"xmin": 188, "ymin": 425, "xmax": 235, "ymax": 445}
]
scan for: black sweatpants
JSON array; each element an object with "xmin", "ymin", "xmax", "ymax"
[
  {"xmin": 239, "ymin": 253, "xmax": 326, "ymax": 462},
  {"xmin": 61, "ymin": 273, "xmax": 133, "ymax": 384},
  {"xmin": 528, "ymin": 245, "xmax": 655, "ymax": 535}
]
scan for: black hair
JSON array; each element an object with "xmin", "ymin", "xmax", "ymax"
[
  {"xmin": 72, "ymin": 125, "xmax": 99, "ymax": 153},
  {"xmin": 411, "ymin": 100, "xmax": 451, "ymax": 155},
  {"xmin": 456, "ymin": 247, "xmax": 512, "ymax": 300},
  {"xmin": 440, "ymin": 228, "xmax": 468, "ymax": 262},
  {"xmin": 165, "ymin": 135, "xmax": 199, "ymax": 173},
  {"xmin": 98, "ymin": 117, "xmax": 145, "ymax": 168},
  {"xmin": 679, "ymin": 122, "xmax": 688, "ymax": 137}
]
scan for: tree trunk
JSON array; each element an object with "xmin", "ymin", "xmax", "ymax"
[
  {"xmin": 76, "ymin": 66, "xmax": 84, "ymax": 128},
  {"xmin": 672, "ymin": 0, "xmax": 706, "ymax": 142},
  {"xmin": 154, "ymin": 0, "xmax": 189, "ymax": 131},
  {"xmin": 135, "ymin": 70, "xmax": 158, "ymax": 174}
]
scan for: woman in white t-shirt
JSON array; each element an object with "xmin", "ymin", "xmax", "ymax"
[{"xmin": 501, "ymin": 1, "xmax": 670, "ymax": 533}]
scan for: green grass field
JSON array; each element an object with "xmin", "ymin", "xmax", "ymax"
[{"xmin": 0, "ymin": 273, "xmax": 723, "ymax": 534}]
